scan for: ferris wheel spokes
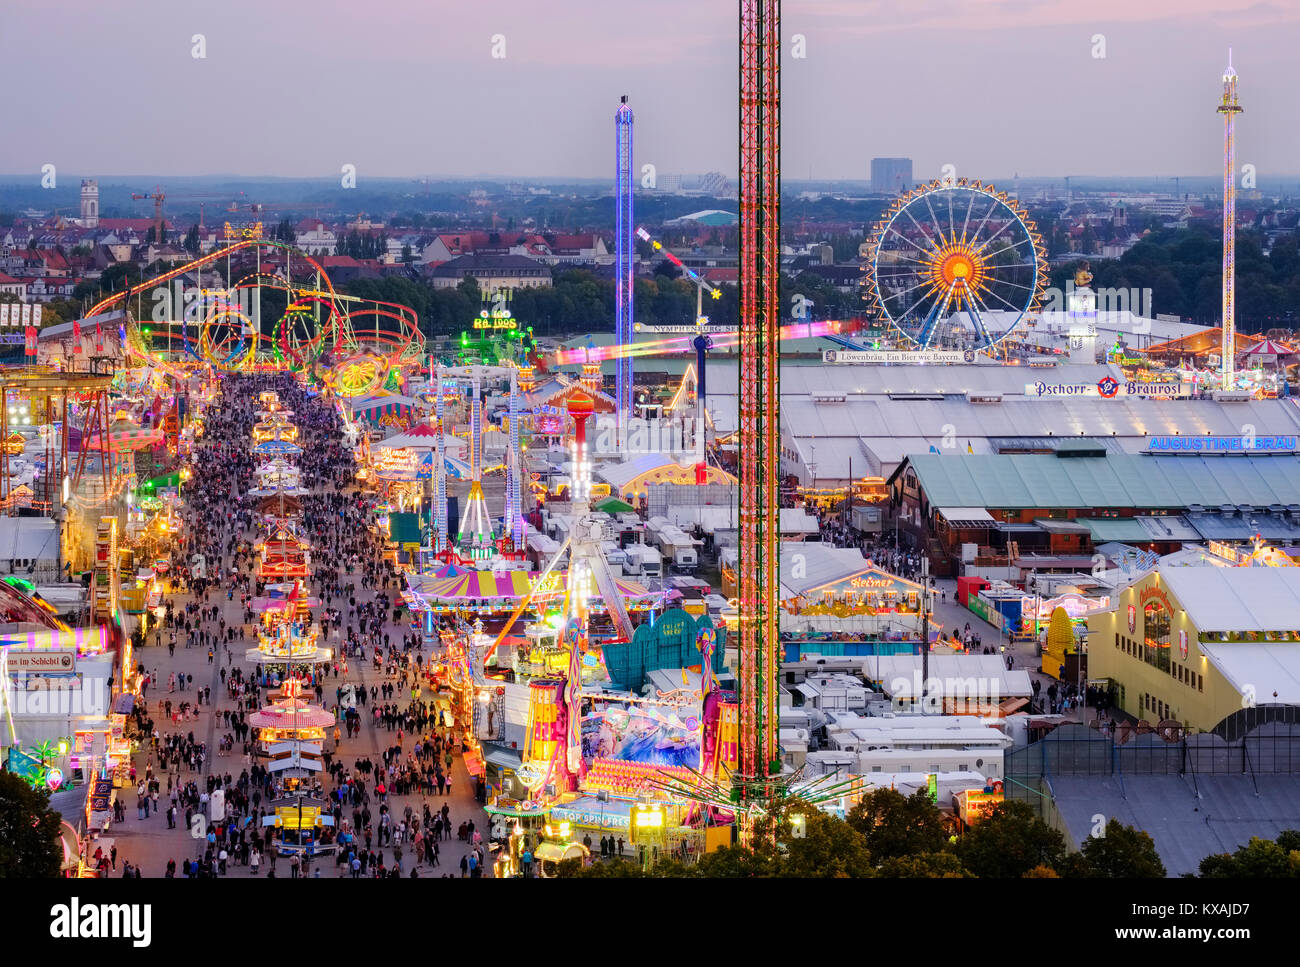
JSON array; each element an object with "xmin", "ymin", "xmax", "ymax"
[{"xmin": 865, "ymin": 181, "xmax": 1047, "ymax": 351}]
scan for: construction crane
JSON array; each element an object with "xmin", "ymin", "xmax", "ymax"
[
  {"xmin": 132, "ymin": 188, "xmax": 248, "ymax": 242},
  {"xmin": 130, "ymin": 187, "xmax": 167, "ymax": 243}
]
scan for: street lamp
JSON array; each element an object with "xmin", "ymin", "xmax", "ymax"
[{"xmin": 919, "ymin": 558, "xmax": 933, "ymax": 714}]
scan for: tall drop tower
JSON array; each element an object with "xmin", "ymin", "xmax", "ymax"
[
  {"xmin": 615, "ymin": 96, "xmax": 635, "ymax": 434},
  {"xmin": 737, "ymin": 0, "xmax": 782, "ymax": 780},
  {"xmin": 1218, "ymin": 50, "xmax": 1243, "ymax": 389}
]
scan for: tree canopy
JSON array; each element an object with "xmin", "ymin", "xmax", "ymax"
[{"xmin": 0, "ymin": 771, "xmax": 63, "ymax": 878}]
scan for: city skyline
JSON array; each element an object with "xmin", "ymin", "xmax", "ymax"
[{"xmin": 0, "ymin": 0, "xmax": 1297, "ymax": 182}]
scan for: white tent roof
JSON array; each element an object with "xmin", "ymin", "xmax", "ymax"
[
  {"xmin": 863, "ymin": 654, "xmax": 1034, "ymax": 699},
  {"xmin": 0, "ymin": 517, "xmax": 59, "ymax": 563},
  {"xmin": 776, "ymin": 542, "xmax": 874, "ymax": 598},
  {"xmin": 1160, "ymin": 567, "xmax": 1300, "ymax": 633},
  {"xmin": 780, "ymin": 508, "xmax": 819, "ymax": 535},
  {"xmin": 596, "ymin": 453, "xmax": 686, "ymax": 490},
  {"xmin": 1200, "ymin": 642, "xmax": 1300, "ymax": 704}
]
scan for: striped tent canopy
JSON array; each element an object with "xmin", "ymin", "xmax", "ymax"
[
  {"xmin": 1241, "ymin": 338, "xmax": 1297, "ymax": 360},
  {"xmin": 248, "ymin": 700, "xmax": 335, "ymax": 729},
  {"xmin": 378, "ymin": 422, "xmax": 441, "ymax": 450},
  {"xmin": 349, "ymin": 394, "xmax": 421, "ymax": 421}
]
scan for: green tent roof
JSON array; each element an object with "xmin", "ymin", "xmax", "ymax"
[
  {"xmin": 594, "ymin": 496, "xmax": 636, "ymax": 514},
  {"xmin": 1078, "ymin": 518, "xmax": 1149, "ymax": 542},
  {"xmin": 899, "ymin": 453, "xmax": 1300, "ymax": 511}
]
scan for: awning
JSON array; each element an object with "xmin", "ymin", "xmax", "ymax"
[
  {"xmin": 111, "ymin": 693, "xmax": 135, "ymax": 714},
  {"xmin": 936, "ymin": 507, "xmax": 995, "ymax": 527},
  {"xmin": 1034, "ymin": 519, "xmax": 1092, "ymax": 534},
  {"xmin": 463, "ymin": 751, "xmax": 484, "ymax": 778},
  {"xmin": 534, "ymin": 841, "xmax": 586, "ymax": 863},
  {"xmin": 1080, "ymin": 518, "xmax": 1149, "ymax": 543},
  {"xmin": 484, "ymin": 747, "xmax": 523, "ymax": 771}
]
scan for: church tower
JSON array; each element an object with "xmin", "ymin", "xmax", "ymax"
[{"xmin": 80, "ymin": 179, "xmax": 99, "ymax": 228}]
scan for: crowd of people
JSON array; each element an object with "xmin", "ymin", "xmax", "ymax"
[{"xmin": 101, "ymin": 373, "xmax": 489, "ymax": 878}]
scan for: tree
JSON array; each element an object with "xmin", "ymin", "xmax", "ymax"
[
  {"xmin": 1199, "ymin": 836, "xmax": 1299, "ymax": 878},
  {"xmin": 183, "ymin": 224, "xmax": 200, "ymax": 254},
  {"xmin": 1076, "ymin": 820, "xmax": 1166, "ymax": 878},
  {"xmin": 456, "ymin": 276, "xmax": 481, "ymax": 305},
  {"xmin": 781, "ymin": 808, "xmax": 875, "ymax": 878},
  {"xmin": 693, "ymin": 844, "xmax": 779, "ymax": 878},
  {"xmin": 847, "ymin": 788, "xmax": 948, "ymax": 861},
  {"xmin": 877, "ymin": 852, "xmax": 970, "ymax": 878},
  {"xmin": 1023, "ymin": 864, "xmax": 1060, "ymax": 878},
  {"xmin": 955, "ymin": 801, "xmax": 1067, "ymax": 878},
  {"xmin": 0, "ymin": 771, "xmax": 63, "ymax": 877}
]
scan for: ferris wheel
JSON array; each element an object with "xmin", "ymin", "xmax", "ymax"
[{"xmin": 864, "ymin": 180, "xmax": 1048, "ymax": 351}]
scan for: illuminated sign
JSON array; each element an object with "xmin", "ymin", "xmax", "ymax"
[
  {"xmin": 1145, "ymin": 435, "xmax": 1298, "ymax": 452},
  {"xmin": 825, "ymin": 350, "xmax": 976, "ymax": 364},
  {"xmin": 1024, "ymin": 380, "xmax": 1184, "ymax": 398},
  {"xmin": 632, "ymin": 806, "xmax": 664, "ymax": 828},
  {"xmin": 1208, "ymin": 540, "xmax": 1250, "ymax": 565},
  {"xmin": 1140, "ymin": 584, "xmax": 1173, "ymax": 615},
  {"xmin": 6, "ymin": 651, "xmax": 75, "ymax": 673},
  {"xmin": 849, "ymin": 575, "xmax": 899, "ymax": 590},
  {"xmin": 474, "ymin": 308, "xmax": 517, "ymax": 331},
  {"xmin": 636, "ymin": 324, "xmax": 735, "ymax": 334}
]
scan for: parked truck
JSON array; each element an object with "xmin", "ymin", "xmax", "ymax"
[
  {"xmin": 655, "ymin": 525, "xmax": 699, "ymax": 572},
  {"xmin": 622, "ymin": 544, "xmax": 663, "ymax": 580}
]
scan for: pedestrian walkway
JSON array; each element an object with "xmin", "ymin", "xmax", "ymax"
[{"xmin": 102, "ymin": 373, "xmax": 491, "ymax": 878}]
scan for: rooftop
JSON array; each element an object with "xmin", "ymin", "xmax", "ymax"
[{"xmin": 896, "ymin": 452, "xmax": 1300, "ymax": 511}]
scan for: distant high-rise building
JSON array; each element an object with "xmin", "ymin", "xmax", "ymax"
[
  {"xmin": 697, "ymin": 171, "xmax": 731, "ymax": 197},
  {"xmin": 871, "ymin": 158, "xmax": 912, "ymax": 195},
  {"xmin": 79, "ymin": 179, "xmax": 99, "ymax": 228}
]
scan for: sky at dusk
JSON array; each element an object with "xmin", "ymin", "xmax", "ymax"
[{"xmin": 2, "ymin": 0, "xmax": 1298, "ymax": 183}]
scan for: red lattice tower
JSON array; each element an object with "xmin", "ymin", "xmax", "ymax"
[{"xmin": 737, "ymin": 0, "xmax": 781, "ymax": 780}]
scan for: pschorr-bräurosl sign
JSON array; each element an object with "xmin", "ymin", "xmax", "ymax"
[
  {"xmin": 1024, "ymin": 378, "xmax": 1185, "ymax": 398},
  {"xmin": 1146, "ymin": 435, "xmax": 1299, "ymax": 452}
]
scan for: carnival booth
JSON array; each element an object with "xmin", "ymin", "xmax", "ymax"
[{"xmin": 723, "ymin": 544, "xmax": 925, "ymax": 617}]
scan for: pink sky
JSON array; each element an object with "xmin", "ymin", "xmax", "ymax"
[{"xmin": 1, "ymin": 0, "xmax": 1296, "ymax": 181}]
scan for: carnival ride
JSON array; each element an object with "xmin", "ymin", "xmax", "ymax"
[
  {"xmin": 252, "ymin": 678, "xmax": 336, "ymax": 856},
  {"xmin": 85, "ymin": 239, "xmax": 424, "ymax": 390},
  {"xmin": 615, "ymin": 96, "xmax": 635, "ymax": 431},
  {"xmin": 553, "ymin": 316, "xmax": 850, "ymax": 367},
  {"xmin": 430, "ymin": 364, "xmax": 525, "ymax": 560},
  {"xmin": 864, "ymin": 180, "xmax": 1049, "ymax": 351},
  {"xmin": 0, "ymin": 371, "xmax": 120, "ymax": 511}
]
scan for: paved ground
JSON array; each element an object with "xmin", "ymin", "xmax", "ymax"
[
  {"xmin": 111, "ymin": 619, "xmax": 491, "ymax": 878},
  {"xmin": 102, "ymin": 429, "xmax": 491, "ymax": 880},
  {"xmin": 929, "ymin": 575, "xmax": 1090, "ymax": 722}
]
